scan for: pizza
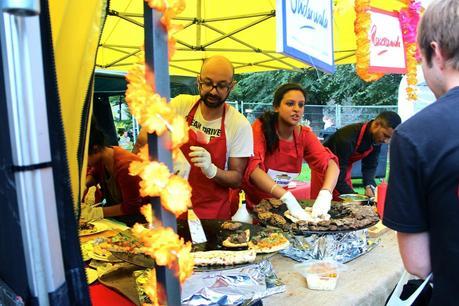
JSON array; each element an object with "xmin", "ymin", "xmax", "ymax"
[
  {"xmin": 248, "ymin": 232, "xmax": 290, "ymax": 253},
  {"xmin": 192, "ymin": 250, "xmax": 257, "ymax": 266},
  {"xmin": 222, "ymin": 229, "xmax": 250, "ymax": 248},
  {"xmin": 103, "ymin": 232, "xmax": 145, "ymax": 254}
]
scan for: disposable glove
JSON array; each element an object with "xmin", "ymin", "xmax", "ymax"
[
  {"xmin": 189, "ymin": 146, "xmax": 217, "ymax": 179},
  {"xmin": 280, "ymin": 191, "xmax": 309, "ymax": 221},
  {"xmin": 312, "ymin": 189, "xmax": 332, "ymax": 218},
  {"xmin": 80, "ymin": 204, "xmax": 104, "ymax": 222},
  {"xmin": 173, "ymin": 150, "xmax": 191, "ymax": 179}
]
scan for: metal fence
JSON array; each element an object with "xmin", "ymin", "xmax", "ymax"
[{"xmin": 232, "ymin": 102, "xmax": 397, "ymax": 136}]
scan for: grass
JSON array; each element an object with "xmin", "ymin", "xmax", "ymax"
[{"xmin": 296, "ymin": 163, "xmax": 388, "ymax": 195}]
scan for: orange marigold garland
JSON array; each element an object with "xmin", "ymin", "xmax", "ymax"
[
  {"xmin": 399, "ymin": 1, "xmax": 422, "ymax": 101},
  {"xmin": 133, "ymin": 205, "xmax": 194, "ymax": 306},
  {"xmin": 354, "ymin": 0, "xmax": 384, "ymax": 82},
  {"xmin": 124, "ymin": 1, "xmax": 194, "ymax": 305}
]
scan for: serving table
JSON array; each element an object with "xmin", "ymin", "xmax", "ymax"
[
  {"xmin": 264, "ymin": 230, "xmax": 403, "ymax": 306},
  {"xmin": 87, "ymin": 220, "xmax": 402, "ymax": 306}
]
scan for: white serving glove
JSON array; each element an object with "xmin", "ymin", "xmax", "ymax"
[
  {"xmin": 280, "ymin": 191, "xmax": 309, "ymax": 221},
  {"xmin": 312, "ymin": 189, "xmax": 333, "ymax": 218},
  {"xmin": 173, "ymin": 150, "xmax": 191, "ymax": 179},
  {"xmin": 80, "ymin": 204, "xmax": 104, "ymax": 222},
  {"xmin": 189, "ymin": 146, "xmax": 217, "ymax": 179}
]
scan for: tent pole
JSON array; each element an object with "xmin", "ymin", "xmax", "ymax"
[
  {"xmin": 196, "ymin": 0, "xmax": 201, "ymax": 47},
  {"xmin": 0, "ymin": 8, "xmax": 68, "ymax": 306},
  {"xmin": 143, "ymin": 3, "xmax": 181, "ymax": 306}
]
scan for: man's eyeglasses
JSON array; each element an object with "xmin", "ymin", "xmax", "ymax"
[{"xmin": 198, "ymin": 78, "xmax": 232, "ymax": 94}]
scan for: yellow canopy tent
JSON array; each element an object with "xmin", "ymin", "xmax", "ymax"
[
  {"xmin": 97, "ymin": 0, "xmax": 407, "ymax": 75},
  {"xmin": 0, "ymin": 0, "xmax": 411, "ymax": 303},
  {"xmin": 45, "ymin": 0, "xmax": 411, "ymax": 234}
]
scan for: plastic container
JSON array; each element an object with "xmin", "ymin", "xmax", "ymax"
[{"xmin": 295, "ymin": 260, "xmax": 346, "ymax": 291}]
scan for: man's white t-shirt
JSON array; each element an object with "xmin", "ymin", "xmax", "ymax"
[{"xmin": 171, "ymin": 95, "xmax": 253, "ymax": 169}]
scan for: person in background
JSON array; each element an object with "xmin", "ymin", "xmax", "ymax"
[
  {"xmin": 134, "ymin": 55, "xmax": 253, "ymax": 219},
  {"xmin": 81, "ymin": 123, "xmax": 148, "ymax": 225},
  {"xmin": 383, "ymin": 0, "xmax": 459, "ymax": 303},
  {"xmin": 319, "ymin": 114, "xmax": 337, "ymax": 142},
  {"xmin": 242, "ymin": 83, "xmax": 339, "ymax": 220},
  {"xmin": 311, "ymin": 111, "xmax": 401, "ymax": 200},
  {"xmin": 118, "ymin": 128, "xmax": 132, "ymax": 150}
]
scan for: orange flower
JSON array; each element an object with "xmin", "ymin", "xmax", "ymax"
[{"xmin": 354, "ymin": 0, "xmax": 384, "ymax": 82}]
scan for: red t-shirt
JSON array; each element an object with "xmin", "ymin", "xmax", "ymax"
[
  {"xmin": 88, "ymin": 146, "xmax": 148, "ymax": 215},
  {"xmin": 243, "ymin": 119, "xmax": 337, "ymax": 208}
]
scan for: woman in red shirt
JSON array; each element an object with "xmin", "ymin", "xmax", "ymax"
[
  {"xmin": 243, "ymin": 83, "xmax": 339, "ymax": 220},
  {"xmin": 82, "ymin": 125, "xmax": 148, "ymax": 225}
]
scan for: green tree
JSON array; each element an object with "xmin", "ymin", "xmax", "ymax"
[{"xmin": 229, "ymin": 64, "xmax": 402, "ymax": 110}]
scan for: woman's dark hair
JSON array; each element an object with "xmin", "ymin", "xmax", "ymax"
[
  {"xmin": 88, "ymin": 121, "xmax": 107, "ymax": 155},
  {"xmin": 260, "ymin": 83, "xmax": 307, "ymax": 153}
]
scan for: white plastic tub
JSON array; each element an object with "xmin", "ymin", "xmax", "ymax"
[{"xmin": 295, "ymin": 260, "xmax": 346, "ymax": 291}]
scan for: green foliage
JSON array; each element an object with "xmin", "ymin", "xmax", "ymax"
[{"xmin": 229, "ymin": 64, "xmax": 402, "ymax": 110}]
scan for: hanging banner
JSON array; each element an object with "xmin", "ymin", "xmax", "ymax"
[
  {"xmin": 276, "ymin": 0, "xmax": 335, "ymax": 73},
  {"xmin": 368, "ymin": 8, "xmax": 407, "ymax": 74}
]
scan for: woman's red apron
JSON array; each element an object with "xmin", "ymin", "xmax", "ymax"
[
  {"xmin": 245, "ymin": 127, "xmax": 303, "ymax": 209},
  {"xmin": 311, "ymin": 122, "xmax": 373, "ymax": 200},
  {"xmin": 180, "ymin": 101, "xmax": 231, "ymax": 220}
]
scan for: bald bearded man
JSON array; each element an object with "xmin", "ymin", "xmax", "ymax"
[{"xmin": 134, "ymin": 55, "xmax": 253, "ymax": 219}]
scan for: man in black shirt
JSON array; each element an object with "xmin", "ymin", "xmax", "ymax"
[
  {"xmin": 311, "ymin": 111, "xmax": 401, "ymax": 200},
  {"xmin": 383, "ymin": 0, "xmax": 459, "ymax": 304}
]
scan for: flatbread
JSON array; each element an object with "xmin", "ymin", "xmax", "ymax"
[
  {"xmin": 284, "ymin": 209, "xmax": 329, "ymax": 224},
  {"xmin": 248, "ymin": 232, "xmax": 290, "ymax": 253},
  {"xmin": 222, "ymin": 229, "xmax": 250, "ymax": 248},
  {"xmin": 192, "ymin": 250, "xmax": 257, "ymax": 266}
]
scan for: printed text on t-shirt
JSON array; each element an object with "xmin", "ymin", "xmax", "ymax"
[{"xmin": 191, "ymin": 119, "xmax": 221, "ymax": 139}]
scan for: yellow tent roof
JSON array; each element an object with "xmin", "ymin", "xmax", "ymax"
[{"xmin": 96, "ymin": 0, "xmax": 407, "ymax": 76}]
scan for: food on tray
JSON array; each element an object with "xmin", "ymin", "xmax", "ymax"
[
  {"xmin": 284, "ymin": 208, "xmax": 330, "ymax": 224},
  {"xmin": 222, "ymin": 229, "xmax": 250, "ymax": 247},
  {"xmin": 339, "ymin": 194, "xmax": 369, "ymax": 202},
  {"xmin": 267, "ymin": 198, "xmax": 283, "ymax": 208},
  {"xmin": 192, "ymin": 250, "xmax": 257, "ymax": 266},
  {"xmin": 248, "ymin": 231, "xmax": 290, "ymax": 253},
  {"xmin": 102, "ymin": 231, "xmax": 145, "ymax": 255},
  {"xmin": 79, "ymin": 222, "xmax": 108, "ymax": 236},
  {"xmin": 254, "ymin": 199, "xmax": 379, "ymax": 232},
  {"xmin": 221, "ymin": 221, "xmax": 242, "ymax": 230},
  {"xmin": 80, "ymin": 222, "xmax": 95, "ymax": 231}
]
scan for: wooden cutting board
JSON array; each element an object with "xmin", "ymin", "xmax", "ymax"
[{"xmin": 368, "ymin": 221, "xmax": 389, "ymax": 238}]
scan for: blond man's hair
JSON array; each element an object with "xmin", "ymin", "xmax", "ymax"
[{"xmin": 417, "ymin": 0, "xmax": 459, "ymax": 69}]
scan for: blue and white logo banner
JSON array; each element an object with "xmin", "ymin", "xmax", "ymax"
[{"xmin": 276, "ymin": 0, "xmax": 335, "ymax": 73}]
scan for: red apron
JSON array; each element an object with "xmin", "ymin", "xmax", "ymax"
[
  {"xmin": 245, "ymin": 127, "xmax": 303, "ymax": 209},
  {"xmin": 311, "ymin": 122, "xmax": 373, "ymax": 200},
  {"xmin": 180, "ymin": 101, "xmax": 231, "ymax": 220}
]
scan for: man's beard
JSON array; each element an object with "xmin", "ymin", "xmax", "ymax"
[{"xmin": 200, "ymin": 92, "xmax": 228, "ymax": 108}]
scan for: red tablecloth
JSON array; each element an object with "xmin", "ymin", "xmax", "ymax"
[
  {"xmin": 288, "ymin": 181, "xmax": 311, "ymax": 200},
  {"xmin": 89, "ymin": 283, "xmax": 134, "ymax": 306}
]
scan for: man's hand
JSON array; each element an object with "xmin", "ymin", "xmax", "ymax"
[
  {"xmin": 173, "ymin": 150, "xmax": 191, "ymax": 179},
  {"xmin": 281, "ymin": 191, "xmax": 309, "ymax": 221},
  {"xmin": 80, "ymin": 204, "xmax": 104, "ymax": 222},
  {"xmin": 189, "ymin": 146, "xmax": 217, "ymax": 179},
  {"xmin": 365, "ymin": 185, "xmax": 375, "ymax": 197},
  {"xmin": 312, "ymin": 189, "xmax": 332, "ymax": 218}
]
